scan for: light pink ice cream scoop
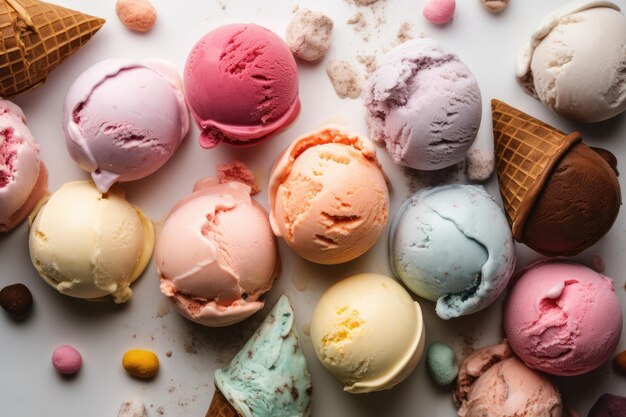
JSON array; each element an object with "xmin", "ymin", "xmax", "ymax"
[
  {"xmin": 0, "ymin": 100, "xmax": 48, "ymax": 232},
  {"xmin": 504, "ymin": 261, "xmax": 623, "ymax": 376},
  {"xmin": 156, "ymin": 178, "xmax": 279, "ymax": 327},
  {"xmin": 454, "ymin": 342, "xmax": 565, "ymax": 417},
  {"xmin": 63, "ymin": 59, "xmax": 190, "ymax": 193},
  {"xmin": 364, "ymin": 38, "xmax": 481, "ymax": 171},
  {"xmin": 184, "ymin": 23, "xmax": 300, "ymax": 148}
]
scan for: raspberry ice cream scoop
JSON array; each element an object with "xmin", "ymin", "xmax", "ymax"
[
  {"xmin": 269, "ymin": 126, "xmax": 389, "ymax": 265},
  {"xmin": 504, "ymin": 261, "xmax": 623, "ymax": 376},
  {"xmin": 63, "ymin": 59, "xmax": 190, "ymax": 193},
  {"xmin": 0, "ymin": 100, "xmax": 48, "ymax": 232},
  {"xmin": 184, "ymin": 24, "xmax": 300, "ymax": 148},
  {"xmin": 156, "ymin": 178, "xmax": 279, "ymax": 327},
  {"xmin": 364, "ymin": 38, "xmax": 481, "ymax": 170}
]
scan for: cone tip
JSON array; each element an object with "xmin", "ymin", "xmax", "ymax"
[{"xmin": 89, "ymin": 16, "xmax": 106, "ymax": 30}]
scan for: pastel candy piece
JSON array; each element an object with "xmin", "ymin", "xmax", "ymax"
[
  {"xmin": 588, "ymin": 394, "xmax": 626, "ymax": 417},
  {"xmin": 117, "ymin": 400, "xmax": 147, "ymax": 417},
  {"xmin": 427, "ymin": 343, "xmax": 458, "ymax": 386},
  {"xmin": 423, "ymin": 0, "xmax": 456, "ymax": 24},
  {"xmin": 122, "ymin": 349, "xmax": 159, "ymax": 378},
  {"xmin": 52, "ymin": 345, "xmax": 82, "ymax": 375},
  {"xmin": 0, "ymin": 283, "xmax": 33, "ymax": 318}
]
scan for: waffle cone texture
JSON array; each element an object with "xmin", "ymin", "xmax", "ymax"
[
  {"xmin": 206, "ymin": 387, "xmax": 240, "ymax": 417},
  {"xmin": 0, "ymin": 0, "xmax": 105, "ymax": 97},
  {"xmin": 492, "ymin": 99, "xmax": 581, "ymax": 239}
]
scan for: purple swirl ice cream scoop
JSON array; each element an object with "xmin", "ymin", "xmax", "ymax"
[{"xmin": 364, "ymin": 38, "xmax": 482, "ymax": 171}]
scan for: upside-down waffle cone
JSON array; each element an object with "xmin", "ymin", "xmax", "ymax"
[
  {"xmin": 0, "ymin": 0, "xmax": 105, "ymax": 97},
  {"xmin": 206, "ymin": 387, "xmax": 239, "ymax": 417},
  {"xmin": 491, "ymin": 99, "xmax": 582, "ymax": 238}
]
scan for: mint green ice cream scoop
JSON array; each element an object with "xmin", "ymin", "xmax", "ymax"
[{"xmin": 213, "ymin": 295, "xmax": 312, "ymax": 417}]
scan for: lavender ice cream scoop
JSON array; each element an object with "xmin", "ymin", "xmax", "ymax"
[
  {"xmin": 63, "ymin": 59, "xmax": 190, "ymax": 193},
  {"xmin": 364, "ymin": 38, "xmax": 482, "ymax": 171}
]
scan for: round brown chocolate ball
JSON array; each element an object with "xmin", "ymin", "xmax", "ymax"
[{"xmin": 0, "ymin": 283, "xmax": 33, "ymax": 318}]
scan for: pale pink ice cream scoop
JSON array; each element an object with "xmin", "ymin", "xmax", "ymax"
[
  {"xmin": 454, "ymin": 342, "xmax": 565, "ymax": 417},
  {"xmin": 364, "ymin": 38, "xmax": 481, "ymax": 171},
  {"xmin": 504, "ymin": 261, "xmax": 623, "ymax": 376},
  {"xmin": 156, "ymin": 178, "xmax": 279, "ymax": 327},
  {"xmin": 63, "ymin": 59, "xmax": 190, "ymax": 193},
  {"xmin": 0, "ymin": 99, "xmax": 48, "ymax": 232},
  {"xmin": 184, "ymin": 23, "xmax": 300, "ymax": 148},
  {"xmin": 268, "ymin": 126, "xmax": 389, "ymax": 265}
]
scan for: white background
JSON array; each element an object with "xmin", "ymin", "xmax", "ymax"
[{"xmin": 1, "ymin": 0, "xmax": 625, "ymax": 416}]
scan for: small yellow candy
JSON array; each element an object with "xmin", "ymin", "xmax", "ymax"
[{"xmin": 122, "ymin": 349, "xmax": 159, "ymax": 379}]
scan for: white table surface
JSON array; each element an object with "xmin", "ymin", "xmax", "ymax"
[{"xmin": 1, "ymin": 0, "xmax": 625, "ymax": 416}]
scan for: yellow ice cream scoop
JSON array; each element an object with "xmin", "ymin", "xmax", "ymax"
[
  {"xmin": 311, "ymin": 273, "xmax": 426, "ymax": 393},
  {"xmin": 28, "ymin": 181, "xmax": 154, "ymax": 303}
]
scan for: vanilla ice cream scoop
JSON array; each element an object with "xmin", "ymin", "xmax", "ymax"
[
  {"xmin": 517, "ymin": 1, "xmax": 626, "ymax": 122},
  {"xmin": 269, "ymin": 126, "xmax": 389, "ymax": 265},
  {"xmin": 311, "ymin": 273, "xmax": 426, "ymax": 393},
  {"xmin": 156, "ymin": 178, "xmax": 279, "ymax": 327},
  {"xmin": 29, "ymin": 181, "xmax": 154, "ymax": 303}
]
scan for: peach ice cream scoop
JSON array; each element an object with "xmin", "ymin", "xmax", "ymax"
[
  {"xmin": 268, "ymin": 126, "xmax": 389, "ymax": 265},
  {"xmin": 156, "ymin": 178, "xmax": 279, "ymax": 327}
]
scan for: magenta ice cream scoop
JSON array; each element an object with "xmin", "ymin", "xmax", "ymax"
[
  {"xmin": 63, "ymin": 59, "xmax": 190, "ymax": 192},
  {"xmin": 184, "ymin": 24, "xmax": 300, "ymax": 148},
  {"xmin": 364, "ymin": 38, "xmax": 482, "ymax": 171}
]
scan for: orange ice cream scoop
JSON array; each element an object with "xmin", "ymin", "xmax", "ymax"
[{"xmin": 268, "ymin": 126, "xmax": 389, "ymax": 265}]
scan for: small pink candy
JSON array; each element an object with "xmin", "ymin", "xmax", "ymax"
[
  {"xmin": 423, "ymin": 0, "xmax": 456, "ymax": 24},
  {"xmin": 52, "ymin": 345, "xmax": 82, "ymax": 375}
]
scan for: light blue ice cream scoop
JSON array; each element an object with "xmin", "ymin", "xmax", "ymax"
[
  {"xmin": 390, "ymin": 185, "xmax": 515, "ymax": 319},
  {"xmin": 214, "ymin": 295, "xmax": 312, "ymax": 417}
]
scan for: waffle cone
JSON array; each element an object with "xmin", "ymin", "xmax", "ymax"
[
  {"xmin": 206, "ymin": 387, "xmax": 240, "ymax": 417},
  {"xmin": 0, "ymin": 0, "xmax": 105, "ymax": 97},
  {"xmin": 492, "ymin": 99, "xmax": 582, "ymax": 238}
]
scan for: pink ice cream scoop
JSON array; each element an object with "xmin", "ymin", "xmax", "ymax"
[
  {"xmin": 184, "ymin": 23, "xmax": 300, "ymax": 148},
  {"xmin": 0, "ymin": 100, "xmax": 48, "ymax": 232},
  {"xmin": 454, "ymin": 342, "xmax": 565, "ymax": 417},
  {"xmin": 504, "ymin": 261, "xmax": 623, "ymax": 376},
  {"xmin": 63, "ymin": 59, "xmax": 190, "ymax": 193},
  {"xmin": 364, "ymin": 38, "xmax": 481, "ymax": 170},
  {"xmin": 156, "ymin": 178, "xmax": 279, "ymax": 327}
]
